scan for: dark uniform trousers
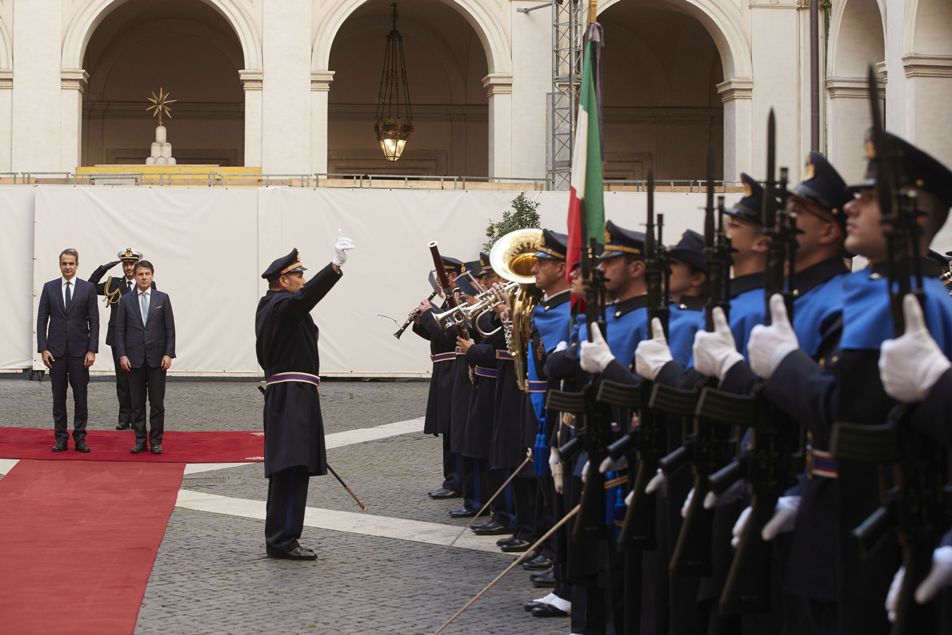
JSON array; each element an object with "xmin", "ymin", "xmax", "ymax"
[
  {"xmin": 51, "ymin": 354, "xmax": 89, "ymax": 443},
  {"xmin": 111, "ymin": 346, "xmax": 132, "ymax": 425},
  {"xmin": 266, "ymin": 465, "xmax": 310, "ymax": 553},
  {"xmin": 129, "ymin": 365, "xmax": 166, "ymax": 447}
]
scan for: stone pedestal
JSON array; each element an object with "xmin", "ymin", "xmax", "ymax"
[{"xmin": 145, "ymin": 124, "xmax": 176, "ymax": 166}]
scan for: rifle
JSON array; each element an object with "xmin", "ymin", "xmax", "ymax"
[
  {"xmin": 716, "ymin": 110, "xmax": 802, "ymax": 615},
  {"xmin": 830, "ymin": 66, "xmax": 947, "ymax": 635},
  {"xmin": 614, "ymin": 169, "xmax": 670, "ymax": 550},
  {"xmin": 663, "ymin": 156, "xmax": 735, "ymax": 577},
  {"xmin": 428, "ymin": 241, "xmax": 469, "ymax": 340}
]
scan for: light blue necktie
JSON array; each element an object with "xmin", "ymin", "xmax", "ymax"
[{"xmin": 140, "ymin": 292, "xmax": 149, "ymax": 326}]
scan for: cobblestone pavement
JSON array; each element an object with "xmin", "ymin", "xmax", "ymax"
[{"xmin": 0, "ymin": 378, "xmax": 567, "ymax": 635}]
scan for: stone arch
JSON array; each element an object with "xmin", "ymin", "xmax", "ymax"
[
  {"xmin": 62, "ymin": 0, "xmax": 261, "ymax": 71},
  {"xmin": 599, "ymin": 0, "xmax": 751, "ymax": 80},
  {"xmin": 907, "ymin": 0, "xmax": 952, "ymax": 55},
  {"xmin": 312, "ymin": 0, "xmax": 510, "ymax": 75},
  {"xmin": 0, "ymin": 18, "xmax": 11, "ymax": 68},
  {"xmin": 829, "ymin": 0, "xmax": 885, "ymax": 76}
]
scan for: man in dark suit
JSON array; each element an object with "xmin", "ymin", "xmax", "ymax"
[
  {"xmin": 116, "ymin": 260, "xmax": 176, "ymax": 454},
  {"xmin": 36, "ymin": 248, "xmax": 100, "ymax": 452},
  {"xmin": 88, "ymin": 248, "xmax": 143, "ymax": 430}
]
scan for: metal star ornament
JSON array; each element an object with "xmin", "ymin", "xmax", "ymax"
[{"xmin": 147, "ymin": 88, "xmax": 178, "ymax": 126}]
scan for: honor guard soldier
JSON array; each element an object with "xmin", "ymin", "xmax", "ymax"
[
  {"xmin": 255, "ymin": 238, "xmax": 353, "ymax": 560},
  {"xmin": 88, "ymin": 248, "xmax": 143, "ymax": 430},
  {"xmin": 747, "ymin": 132, "xmax": 952, "ymax": 635}
]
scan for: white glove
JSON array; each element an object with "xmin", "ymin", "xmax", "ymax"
[
  {"xmin": 636, "ymin": 318, "xmax": 674, "ymax": 380},
  {"xmin": 580, "ymin": 323, "xmax": 615, "ymax": 373},
  {"xmin": 880, "ymin": 294, "xmax": 951, "ymax": 403},
  {"xmin": 581, "ymin": 460, "xmax": 590, "ymax": 483},
  {"xmin": 599, "ymin": 455, "xmax": 627, "ymax": 474},
  {"xmin": 704, "ymin": 479, "xmax": 746, "ymax": 509},
  {"xmin": 748, "ymin": 294, "xmax": 799, "ymax": 380},
  {"xmin": 549, "ymin": 447, "xmax": 564, "ymax": 494},
  {"xmin": 916, "ymin": 545, "xmax": 952, "ymax": 604},
  {"xmin": 693, "ymin": 307, "xmax": 743, "ymax": 380},
  {"xmin": 886, "ymin": 566, "xmax": 904, "ymax": 623},
  {"xmin": 762, "ymin": 496, "xmax": 800, "ymax": 541},
  {"xmin": 625, "ymin": 490, "xmax": 634, "ymax": 507},
  {"xmin": 681, "ymin": 488, "xmax": 695, "ymax": 519},
  {"xmin": 645, "ymin": 468, "xmax": 666, "ymax": 495},
  {"xmin": 554, "ymin": 340, "xmax": 568, "ymax": 353},
  {"xmin": 332, "ymin": 236, "xmax": 355, "ymax": 267},
  {"xmin": 731, "ymin": 506, "xmax": 752, "ymax": 549}
]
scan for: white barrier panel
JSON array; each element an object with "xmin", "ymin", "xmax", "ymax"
[
  {"xmin": 21, "ymin": 184, "xmax": 788, "ymax": 376},
  {"xmin": 0, "ymin": 187, "xmax": 38, "ymax": 370}
]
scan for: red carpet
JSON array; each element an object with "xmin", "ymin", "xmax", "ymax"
[
  {"xmin": 0, "ymin": 459, "xmax": 185, "ymax": 634},
  {"xmin": 0, "ymin": 427, "xmax": 264, "ymax": 463}
]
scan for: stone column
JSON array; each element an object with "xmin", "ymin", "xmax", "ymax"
[
  {"xmin": 261, "ymin": 0, "xmax": 311, "ymax": 173},
  {"xmin": 310, "ymin": 71, "xmax": 334, "ymax": 176},
  {"xmin": 0, "ymin": 70, "xmax": 12, "ymax": 172},
  {"xmin": 903, "ymin": 55, "xmax": 952, "ymax": 167},
  {"xmin": 483, "ymin": 73, "xmax": 513, "ymax": 180},
  {"xmin": 826, "ymin": 75, "xmax": 881, "ymax": 181},
  {"xmin": 717, "ymin": 78, "xmax": 753, "ymax": 181},
  {"xmin": 12, "ymin": 2, "xmax": 61, "ymax": 172},
  {"xmin": 240, "ymin": 70, "xmax": 263, "ymax": 166},
  {"xmin": 60, "ymin": 69, "xmax": 88, "ymax": 170}
]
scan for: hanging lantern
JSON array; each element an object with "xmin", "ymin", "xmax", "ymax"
[{"xmin": 374, "ymin": 3, "xmax": 413, "ymax": 162}]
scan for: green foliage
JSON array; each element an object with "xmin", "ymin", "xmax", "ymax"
[{"xmin": 484, "ymin": 193, "xmax": 542, "ymax": 251}]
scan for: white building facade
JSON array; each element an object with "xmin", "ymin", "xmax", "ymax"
[{"xmin": 0, "ymin": 0, "xmax": 948, "ymax": 185}]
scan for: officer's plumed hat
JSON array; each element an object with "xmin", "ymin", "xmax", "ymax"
[
  {"xmin": 441, "ymin": 256, "xmax": 463, "ymax": 275},
  {"xmin": 118, "ymin": 248, "xmax": 142, "ymax": 262},
  {"xmin": 726, "ymin": 174, "xmax": 764, "ymax": 224},
  {"xmin": 851, "ymin": 129, "xmax": 952, "ymax": 211},
  {"xmin": 536, "ymin": 229, "xmax": 568, "ymax": 260},
  {"xmin": 669, "ymin": 230, "xmax": 706, "ymax": 272},
  {"xmin": 599, "ymin": 221, "xmax": 645, "ymax": 260},
  {"xmin": 792, "ymin": 152, "xmax": 852, "ymax": 224},
  {"xmin": 262, "ymin": 248, "xmax": 307, "ymax": 281}
]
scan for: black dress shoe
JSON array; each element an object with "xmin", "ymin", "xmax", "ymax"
[
  {"xmin": 531, "ymin": 568, "xmax": 556, "ymax": 588},
  {"xmin": 428, "ymin": 487, "xmax": 461, "ymax": 499},
  {"xmin": 267, "ymin": 545, "xmax": 317, "ymax": 561},
  {"xmin": 449, "ymin": 507, "xmax": 475, "ymax": 518},
  {"xmin": 500, "ymin": 538, "xmax": 531, "ymax": 553},
  {"xmin": 496, "ymin": 536, "xmax": 520, "ymax": 547},
  {"xmin": 472, "ymin": 522, "xmax": 511, "ymax": 536},
  {"xmin": 130, "ymin": 443, "xmax": 147, "ymax": 454},
  {"xmin": 523, "ymin": 599, "xmax": 550, "ymax": 612},
  {"xmin": 52, "ymin": 441, "xmax": 68, "ymax": 452},
  {"xmin": 150, "ymin": 444, "xmax": 162, "ymax": 455},
  {"xmin": 115, "ymin": 423, "xmax": 131, "ymax": 430},
  {"xmin": 521, "ymin": 553, "xmax": 553, "ymax": 570},
  {"xmin": 75, "ymin": 440, "xmax": 90, "ymax": 453},
  {"xmin": 532, "ymin": 604, "xmax": 569, "ymax": 618}
]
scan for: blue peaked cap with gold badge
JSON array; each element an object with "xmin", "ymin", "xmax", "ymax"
[
  {"xmin": 536, "ymin": 229, "xmax": 568, "ymax": 260},
  {"xmin": 440, "ymin": 255, "xmax": 464, "ymax": 275},
  {"xmin": 791, "ymin": 151, "xmax": 851, "ymax": 225},
  {"xmin": 725, "ymin": 173, "xmax": 764, "ymax": 224},
  {"xmin": 669, "ymin": 229, "xmax": 706, "ymax": 272},
  {"xmin": 262, "ymin": 248, "xmax": 307, "ymax": 281},
  {"xmin": 599, "ymin": 220, "xmax": 645, "ymax": 260},
  {"xmin": 850, "ymin": 129, "xmax": 952, "ymax": 211}
]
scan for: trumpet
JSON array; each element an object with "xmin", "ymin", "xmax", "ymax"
[
  {"xmin": 393, "ymin": 290, "xmax": 439, "ymax": 339},
  {"xmin": 433, "ymin": 282, "xmax": 518, "ymax": 336}
]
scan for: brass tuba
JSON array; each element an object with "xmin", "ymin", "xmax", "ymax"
[{"xmin": 490, "ymin": 228, "xmax": 543, "ymax": 391}]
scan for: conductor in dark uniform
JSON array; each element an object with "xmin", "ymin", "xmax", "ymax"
[
  {"xmin": 88, "ymin": 248, "xmax": 143, "ymax": 430},
  {"xmin": 255, "ymin": 237, "xmax": 354, "ymax": 560}
]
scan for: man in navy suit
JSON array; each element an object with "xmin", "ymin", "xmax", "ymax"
[
  {"xmin": 36, "ymin": 248, "xmax": 100, "ymax": 452},
  {"xmin": 116, "ymin": 260, "xmax": 176, "ymax": 454}
]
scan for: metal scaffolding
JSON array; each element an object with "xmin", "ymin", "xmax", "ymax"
[{"xmin": 546, "ymin": 0, "xmax": 583, "ymax": 191}]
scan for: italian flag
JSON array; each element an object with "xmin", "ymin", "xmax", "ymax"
[{"xmin": 566, "ymin": 24, "xmax": 606, "ymax": 282}]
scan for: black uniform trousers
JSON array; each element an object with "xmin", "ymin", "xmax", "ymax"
[
  {"xmin": 50, "ymin": 355, "xmax": 89, "ymax": 443},
  {"xmin": 129, "ymin": 364, "xmax": 166, "ymax": 447},
  {"xmin": 266, "ymin": 465, "xmax": 310, "ymax": 553},
  {"xmin": 111, "ymin": 346, "xmax": 132, "ymax": 425},
  {"xmin": 487, "ymin": 467, "xmax": 517, "ymax": 529},
  {"xmin": 441, "ymin": 433, "xmax": 462, "ymax": 493}
]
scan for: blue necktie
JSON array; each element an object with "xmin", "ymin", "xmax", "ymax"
[
  {"xmin": 65, "ymin": 281, "xmax": 72, "ymax": 310},
  {"xmin": 140, "ymin": 292, "xmax": 149, "ymax": 326}
]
